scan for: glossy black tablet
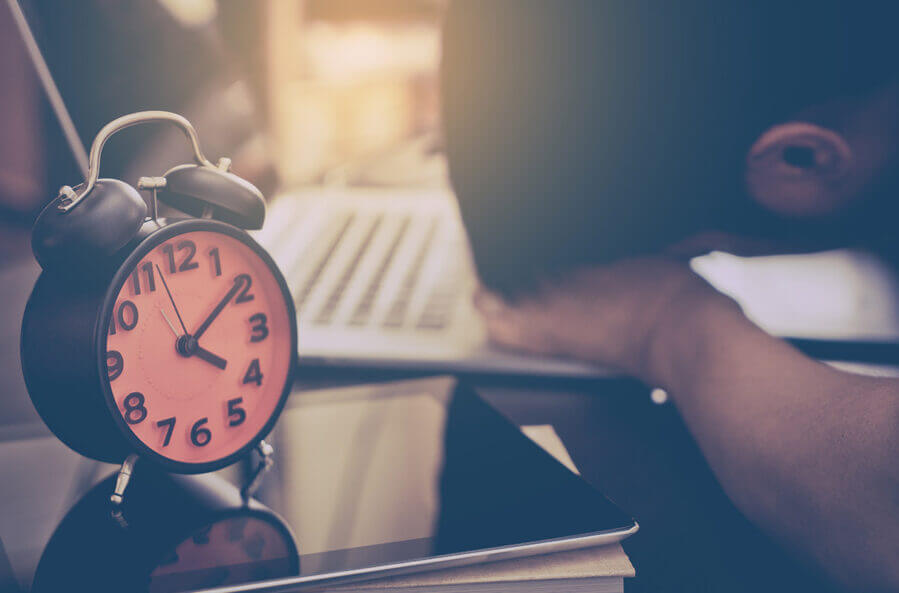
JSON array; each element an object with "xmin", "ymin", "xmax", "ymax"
[{"xmin": 0, "ymin": 378, "xmax": 636, "ymax": 592}]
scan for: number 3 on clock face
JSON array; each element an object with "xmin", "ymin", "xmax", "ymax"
[{"xmin": 102, "ymin": 224, "xmax": 295, "ymax": 472}]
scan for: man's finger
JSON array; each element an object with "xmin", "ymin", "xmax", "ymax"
[{"xmin": 483, "ymin": 313, "xmax": 556, "ymax": 356}]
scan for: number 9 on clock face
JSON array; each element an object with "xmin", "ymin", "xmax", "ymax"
[{"xmin": 103, "ymin": 225, "xmax": 295, "ymax": 471}]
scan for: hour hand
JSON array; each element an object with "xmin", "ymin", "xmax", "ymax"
[{"xmin": 193, "ymin": 346, "xmax": 228, "ymax": 370}]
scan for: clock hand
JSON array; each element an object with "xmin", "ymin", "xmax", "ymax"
[
  {"xmin": 155, "ymin": 264, "xmax": 189, "ymax": 335},
  {"xmin": 172, "ymin": 334, "xmax": 228, "ymax": 369},
  {"xmin": 159, "ymin": 308, "xmax": 180, "ymax": 337},
  {"xmin": 193, "ymin": 275, "xmax": 245, "ymax": 341},
  {"xmin": 193, "ymin": 346, "xmax": 228, "ymax": 370}
]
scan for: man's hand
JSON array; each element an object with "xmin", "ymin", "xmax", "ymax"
[{"xmin": 474, "ymin": 257, "xmax": 735, "ymax": 383}]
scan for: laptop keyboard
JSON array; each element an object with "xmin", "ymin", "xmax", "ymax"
[{"xmin": 272, "ymin": 199, "xmax": 463, "ymax": 333}]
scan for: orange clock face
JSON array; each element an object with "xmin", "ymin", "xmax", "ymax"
[{"xmin": 104, "ymin": 227, "xmax": 294, "ymax": 469}]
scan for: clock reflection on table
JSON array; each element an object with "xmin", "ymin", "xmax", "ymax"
[{"xmin": 32, "ymin": 465, "xmax": 299, "ymax": 593}]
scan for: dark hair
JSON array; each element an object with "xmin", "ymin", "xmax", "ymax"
[{"xmin": 442, "ymin": 0, "xmax": 899, "ymax": 296}]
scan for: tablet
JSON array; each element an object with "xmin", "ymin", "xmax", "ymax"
[{"xmin": 1, "ymin": 378, "xmax": 636, "ymax": 592}]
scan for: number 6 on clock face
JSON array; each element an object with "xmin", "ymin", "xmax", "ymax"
[{"xmin": 102, "ymin": 222, "xmax": 295, "ymax": 472}]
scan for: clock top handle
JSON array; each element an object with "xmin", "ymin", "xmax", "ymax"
[
  {"xmin": 56, "ymin": 111, "xmax": 214, "ymax": 213},
  {"xmin": 31, "ymin": 111, "xmax": 265, "ymax": 270}
]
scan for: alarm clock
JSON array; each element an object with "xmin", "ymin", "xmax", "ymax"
[
  {"xmin": 21, "ymin": 111, "xmax": 297, "ymax": 475},
  {"xmin": 33, "ymin": 468, "xmax": 299, "ymax": 592}
]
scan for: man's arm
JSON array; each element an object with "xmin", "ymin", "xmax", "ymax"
[
  {"xmin": 648, "ymin": 283, "xmax": 899, "ymax": 591},
  {"xmin": 476, "ymin": 259, "xmax": 899, "ymax": 591}
]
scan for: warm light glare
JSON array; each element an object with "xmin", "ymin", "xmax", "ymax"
[
  {"xmin": 157, "ymin": 0, "xmax": 218, "ymax": 27},
  {"xmin": 267, "ymin": 5, "xmax": 443, "ymax": 184},
  {"xmin": 303, "ymin": 23, "xmax": 439, "ymax": 83}
]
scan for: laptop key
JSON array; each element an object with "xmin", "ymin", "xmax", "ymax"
[{"xmin": 416, "ymin": 280, "xmax": 460, "ymax": 330}]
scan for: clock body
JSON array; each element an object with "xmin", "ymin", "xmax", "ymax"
[{"xmin": 21, "ymin": 218, "xmax": 297, "ymax": 472}]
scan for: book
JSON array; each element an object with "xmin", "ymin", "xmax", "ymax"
[{"xmin": 321, "ymin": 425, "xmax": 634, "ymax": 593}]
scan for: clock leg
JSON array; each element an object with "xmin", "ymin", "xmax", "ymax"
[
  {"xmin": 109, "ymin": 453, "xmax": 139, "ymax": 526},
  {"xmin": 241, "ymin": 440, "xmax": 275, "ymax": 502}
]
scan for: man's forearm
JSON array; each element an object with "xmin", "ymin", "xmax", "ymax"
[{"xmin": 646, "ymin": 293, "xmax": 899, "ymax": 590}]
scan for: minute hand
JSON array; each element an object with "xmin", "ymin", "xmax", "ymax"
[{"xmin": 193, "ymin": 276, "xmax": 245, "ymax": 340}]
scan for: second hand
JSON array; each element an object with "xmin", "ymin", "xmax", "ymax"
[
  {"xmin": 160, "ymin": 309, "xmax": 180, "ymax": 337},
  {"xmin": 155, "ymin": 263, "xmax": 189, "ymax": 335}
]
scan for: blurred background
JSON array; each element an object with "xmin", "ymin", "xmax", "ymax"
[
  {"xmin": 0, "ymin": 0, "xmax": 450, "ymax": 221},
  {"xmin": 265, "ymin": 0, "xmax": 446, "ymax": 187}
]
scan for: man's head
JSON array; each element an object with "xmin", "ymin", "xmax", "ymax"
[{"xmin": 442, "ymin": 0, "xmax": 899, "ymax": 296}]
